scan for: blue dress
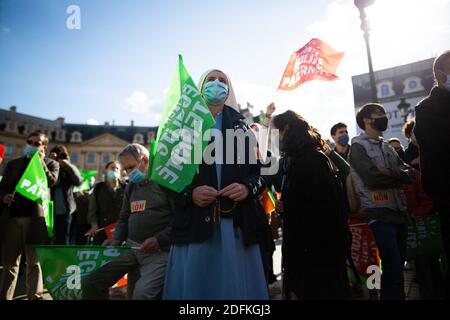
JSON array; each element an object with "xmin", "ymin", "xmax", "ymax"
[{"xmin": 163, "ymin": 112, "xmax": 269, "ymax": 300}]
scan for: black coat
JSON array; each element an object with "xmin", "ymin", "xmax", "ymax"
[
  {"xmin": 0, "ymin": 155, "xmax": 59, "ymax": 244},
  {"xmin": 50, "ymin": 162, "xmax": 83, "ymax": 215},
  {"xmin": 170, "ymin": 105, "xmax": 266, "ymax": 246},
  {"xmin": 90, "ymin": 181, "xmax": 126, "ymax": 228},
  {"xmin": 281, "ymin": 148, "xmax": 349, "ymax": 299},
  {"xmin": 415, "ymin": 86, "xmax": 450, "ymax": 197}
]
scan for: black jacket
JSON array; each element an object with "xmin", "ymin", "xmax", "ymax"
[
  {"xmin": 415, "ymin": 86, "xmax": 450, "ymax": 197},
  {"xmin": 88, "ymin": 181, "xmax": 126, "ymax": 228},
  {"xmin": 51, "ymin": 162, "xmax": 83, "ymax": 215},
  {"xmin": 0, "ymin": 155, "xmax": 59, "ymax": 244},
  {"xmin": 169, "ymin": 105, "xmax": 266, "ymax": 246},
  {"xmin": 404, "ymin": 142, "xmax": 419, "ymax": 166},
  {"xmin": 281, "ymin": 148, "xmax": 349, "ymax": 299}
]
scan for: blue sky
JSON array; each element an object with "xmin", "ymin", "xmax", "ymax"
[{"xmin": 1, "ymin": 0, "xmax": 450, "ymax": 138}]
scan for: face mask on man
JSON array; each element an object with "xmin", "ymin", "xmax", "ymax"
[
  {"xmin": 23, "ymin": 144, "xmax": 38, "ymax": 157},
  {"xmin": 203, "ymin": 79, "xmax": 229, "ymax": 105},
  {"xmin": 107, "ymin": 170, "xmax": 120, "ymax": 181},
  {"xmin": 371, "ymin": 117, "xmax": 388, "ymax": 132},
  {"xmin": 337, "ymin": 134, "xmax": 349, "ymax": 146},
  {"xmin": 128, "ymin": 159, "xmax": 146, "ymax": 184}
]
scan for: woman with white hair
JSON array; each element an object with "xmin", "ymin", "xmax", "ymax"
[{"xmin": 163, "ymin": 69, "xmax": 269, "ymax": 300}]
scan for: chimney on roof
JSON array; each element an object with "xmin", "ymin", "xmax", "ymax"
[
  {"xmin": 131, "ymin": 120, "xmax": 134, "ymax": 127},
  {"xmin": 10, "ymin": 106, "xmax": 17, "ymax": 113},
  {"xmin": 56, "ymin": 117, "xmax": 65, "ymax": 127}
]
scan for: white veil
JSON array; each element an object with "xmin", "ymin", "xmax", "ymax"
[{"xmin": 197, "ymin": 69, "xmax": 239, "ymax": 111}]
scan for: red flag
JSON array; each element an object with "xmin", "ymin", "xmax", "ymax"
[
  {"xmin": 347, "ymin": 218, "xmax": 380, "ymax": 277},
  {"xmin": 104, "ymin": 223, "xmax": 117, "ymax": 240},
  {"xmin": 0, "ymin": 144, "xmax": 5, "ymax": 160},
  {"xmin": 113, "ymin": 274, "xmax": 128, "ymax": 288},
  {"xmin": 262, "ymin": 188, "xmax": 276, "ymax": 214},
  {"xmin": 278, "ymin": 38, "xmax": 344, "ymax": 90}
]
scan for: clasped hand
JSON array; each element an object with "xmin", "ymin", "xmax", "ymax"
[{"xmin": 192, "ymin": 183, "xmax": 249, "ymax": 208}]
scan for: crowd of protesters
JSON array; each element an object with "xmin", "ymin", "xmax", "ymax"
[{"xmin": 0, "ymin": 50, "xmax": 449, "ymax": 300}]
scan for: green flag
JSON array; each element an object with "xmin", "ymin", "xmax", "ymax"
[
  {"xmin": 148, "ymin": 55, "xmax": 215, "ymax": 192},
  {"xmin": 35, "ymin": 245, "xmax": 130, "ymax": 300},
  {"xmin": 15, "ymin": 152, "xmax": 53, "ymax": 237},
  {"xmin": 73, "ymin": 169, "xmax": 97, "ymax": 193},
  {"xmin": 407, "ymin": 214, "xmax": 444, "ymax": 259}
]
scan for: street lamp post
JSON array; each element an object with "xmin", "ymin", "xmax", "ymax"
[
  {"xmin": 354, "ymin": 0, "xmax": 378, "ymax": 103},
  {"xmin": 397, "ymin": 98, "xmax": 411, "ymax": 123}
]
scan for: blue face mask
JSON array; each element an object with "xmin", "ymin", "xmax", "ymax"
[
  {"xmin": 337, "ymin": 134, "xmax": 349, "ymax": 147},
  {"xmin": 203, "ymin": 79, "xmax": 229, "ymax": 105},
  {"xmin": 129, "ymin": 168, "xmax": 145, "ymax": 184},
  {"xmin": 128, "ymin": 159, "xmax": 146, "ymax": 184},
  {"xmin": 107, "ymin": 170, "xmax": 120, "ymax": 181},
  {"xmin": 23, "ymin": 144, "xmax": 38, "ymax": 157}
]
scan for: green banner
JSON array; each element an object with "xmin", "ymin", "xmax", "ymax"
[
  {"xmin": 15, "ymin": 152, "xmax": 53, "ymax": 237},
  {"xmin": 35, "ymin": 245, "xmax": 130, "ymax": 300},
  {"xmin": 73, "ymin": 169, "xmax": 97, "ymax": 193},
  {"xmin": 148, "ymin": 55, "xmax": 215, "ymax": 192},
  {"xmin": 407, "ymin": 214, "xmax": 444, "ymax": 259}
]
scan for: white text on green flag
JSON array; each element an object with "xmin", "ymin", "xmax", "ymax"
[{"xmin": 148, "ymin": 55, "xmax": 215, "ymax": 192}]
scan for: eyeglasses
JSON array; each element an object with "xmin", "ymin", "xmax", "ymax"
[
  {"xmin": 124, "ymin": 158, "xmax": 144, "ymax": 173},
  {"xmin": 27, "ymin": 140, "xmax": 42, "ymax": 147}
]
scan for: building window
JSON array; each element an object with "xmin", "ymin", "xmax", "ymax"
[
  {"xmin": 103, "ymin": 153, "xmax": 110, "ymax": 164},
  {"xmin": 133, "ymin": 133, "xmax": 144, "ymax": 144},
  {"xmin": 24, "ymin": 123, "xmax": 36, "ymax": 135},
  {"xmin": 381, "ymin": 84, "xmax": 390, "ymax": 97},
  {"xmin": 87, "ymin": 153, "xmax": 96, "ymax": 164},
  {"xmin": 71, "ymin": 152, "xmax": 79, "ymax": 164},
  {"xmin": 377, "ymin": 81, "xmax": 394, "ymax": 98},
  {"xmin": 6, "ymin": 121, "xmax": 17, "ymax": 133},
  {"xmin": 56, "ymin": 129, "xmax": 66, "ymax": 142},
  {"xmin": 403, "ymin": 76, "xmax": 424, "ymax": 94},
  {"xmin": 70, "ymin": 131, "xmax": 82, "ymax": 143}
]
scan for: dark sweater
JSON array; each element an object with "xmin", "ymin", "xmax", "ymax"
[
  {"xmin": 113, "ymin": 180, "xmax": 173, "ymax": 250},
  {"xmin": 415, "ymin": 86, "xmax": 450, "ymax": 197},
  {"xmin": 88, "ymin": 181, "xmax": 125, "ymax": 228}
]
